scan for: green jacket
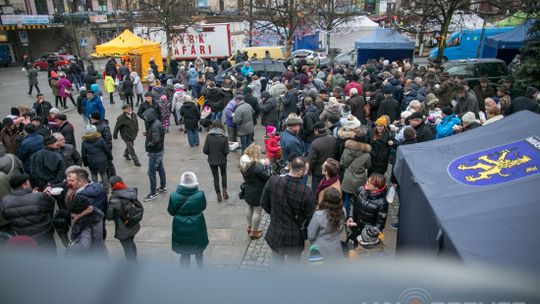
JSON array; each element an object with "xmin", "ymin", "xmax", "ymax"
[
  {"xmin": 113, "ymin": 112, "xmax": 139, "ymax": 142},
  {"xmin": 167, "ymin": 186, "xmax": 208, "ymax": 254}
]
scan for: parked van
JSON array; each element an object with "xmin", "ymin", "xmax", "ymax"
[
  {"xmin": 429, "ymin": 27, "xmax": 514, "ymax": 61},
  {"xmin": 229, "ymin": 46, "xmax": 286, "ymax": 64}
]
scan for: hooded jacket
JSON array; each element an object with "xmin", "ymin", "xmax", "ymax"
[
  {"xmin": 78, "ymin": 183, "xmax": 108, "ymax": 214},
  {"xmin": 436, "ymin": 114, "xmax": 461, "ymax": 139},
  {"xmin": 413, "ymin": 121, "xmax": 434, "ymax": 142},
  {"xmin": 203, "ymin": 128, "xmax": 229, "ymax": 166},
  {"xmin": 104, "ymin": 76, "xmax": 115, "ymax": 94},
  {"xmin": 302, "ymin": 104, "xmax": 319, "ymax": 142},
  {"xmin": 18, "ymin": 133, "xmax": 44, "ymax": 173},
  {"xmin": 508, "ymin": 86, "xmax": 540, "ymax": 114},
  {"xmin": 85, "ymin": 95, "xmax": 105, "ymax": 120},
  {"xmin": 137, "ymin": 99, "xmax": 162, "ymax": 126},
  {"xmin": 453, "ymin": 91, "xmax": 479, "ymax": 117},
  {"xmin": 180, "ymin": 100, "xmax": 201, "ymax": 130},
  {"xmin": 351, "ymin": 187, "xmax": 389, "ymax": 232},
  {"xmin": 240, "ymin": 162, "xmax": 270, "ymax": 206},
  {"xmin": 387, "ymin": 78, "xmax": 403, "ymax": 102},
  {"xmin": 206, "ymin": 87, "xmax": 225, "ymax": 112},
  {"xmin": 57, "ymin": 143, "xmax": 82, "ymax": 167},
  {"xmin": 81, "ymin": 131, "xmax": 113, "ymax": 172},
  {"xmin": 319, "ymin": 102, "xmax": 342, "ymax": 127},
  {"xmin": 143, "ymin": 108, "xmax": 165, "ymax": 153},
  {"xmin": 107, "ymin": 187, "xmax": 141, "ymax": 240},
  {"xmin": 131, "ymin": 72, "xmax": 144, "ymax": 94},
  {"xmin": 260, "ymin": 95, "xmax": 278, "ymax": 127},
  {"xmin": 340, "ymin": 140, "xmax": 371, "ymax": 194}
]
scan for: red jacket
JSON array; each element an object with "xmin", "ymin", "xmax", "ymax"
[{"xmin": 264, "ymin": 134, "xmax": 281, "ymax": 159}]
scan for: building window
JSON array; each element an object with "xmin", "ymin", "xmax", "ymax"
[
  {"xmin": 98, "ymin": 0, "xmax": 107, "ymax": 12},
  {"xmin": 34, "ymin": 0, "xmax": 48, "ymax": 14},
  {"xmin": 53, "ymin": 0, "xmax": 65, "ymax": 13}
]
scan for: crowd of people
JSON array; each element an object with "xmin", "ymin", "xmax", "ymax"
[{"xmin": 1, "ymin": 52, "xmax": 539, "ymax": 267}]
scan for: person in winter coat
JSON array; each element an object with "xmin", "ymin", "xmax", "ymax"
[
  {"xmin": 49, "ymin": 71, "xmax": 62, "ymax": 108},
  {"xmin": 239, "ymin": 144, "xmax": 270, "ymax": 240},
  {"xmin": 233, "ymin": 95, "xmax": 254, "ymax": 152},
  {"xmin": 453, "ymin": 85, "xmax": 479, "ymax": 118},
  {"xmin": 401, "ymin": 84, "xmax": 418, "ymax": 112},
  {"xmin": 223, "ymin": 97, "xmax": 237, "ymax": 143},
  {"xmin": 302, "ymin": 97, "xmax": 319, "ymax": 152},
  {"xmin": 203, "ymin": 120, "xmax": 230, "ymax": 202},
  {"xmin": 378, "ymin": 88, "xmax": 400, "ymax": 124},
  {"xmin": 386, "ymin": 76, "xmax": 403, "ymax": 104},
  {"xmin": 259, "ymin": 91, "xmax": 278, "ymax": 127},
  {"xmin": 149, "ymin": 58, "xmax": 159, "ymax": 78},
  {"xmin": 187, "ymin": 66, "xmax": 198, "ymax": 91},
  {"xmin": 261, "ymin": 156, "xmax": 315, "ymax": 265},
  {"xmin": 76, "ymin": 88, "xmax": 89, "ymax": 125},
  {"xmin": 319, "ymin": 97, "xmax": 342, "ymax": 128},
  {"xmin": 307, "ymin": 187, "xmax": 345, "ymax": 261},
  {"xmin": 33, "ymin": 93, "xmax": 53, "ymax": 124},
  {"xmin": 56, "ymin": 114, "xmax": 76, "ymax": 148},
  {"xmin": 172, "ymin": 84, "xmax": 186, "ymax": 130},
  {"xmin": 27, "ymin": 65, "xmax": 40, "ymax": 95},
  {"xmin": 81, "ymin": 125, "xmax": 113, "ymax": 191},
  {"xmin": 177, "ymin": 66, "xmax": 189, "ymax": 89},
  {"xmin": 508, "ymin": 86, "xmax": 540, "ymax": 114},
  {"xmin": 53, "ymin": 132, "xmax": 82, "ymax": 167},
  {"xmin": 407, "ymin": 112, "xmax": 433, "ymax": 142},
  {"xmin": 0, "ymin": 173, "xmax": 56, "ymax": 252},
  {"xmin": 156, "ymin": 95, "xmax": 171, "ymax": 132},
  {"xmin": 347, "ymin": 88, "xmax": 366, "ymax": 124},
  {"xmin": 308, "ymin": 123, "xmax": 337, "ymax": 190},
  {"xmin": 66, "ymin": 195, "xmax": 107, "ymax": 257},
  {"xmin": 131, "ymin": 71, "xmax": 144, "ymax": 106},
  {"xmin": 205, "ymin": 82, "xmax": 225, "ymax": 122},
  {"xmin": 436, "ymin": 107, "xmax": 462, "ymax": 139},
  {"xmin": 105, "ymin": 57, "xmax": 117, "ymax": 79},
  {"xmin": 340, "ymin": 133, "xmax": 371, "ymax": 217},
  {"xmin": 168, "ymin": 171, "xmax": 208, "ymax": 268},
  {"xmin": 122, "ymin": 74, "xmax": 135, "ymax": 106},
  {"xmin": 249, "ymin": 75, "xmax": 262, "ymax": 100},
  {"xmin": 244, "ymin": 87, "xmax": 260, "ymax": 125},
  {"xmin": 18, "ymin": 124, "xmax": 44, "ymax": 173},
  {"xmin": 281, "ymin": 84, "xmax": 299, "ymax": 120},
  {"xmin": 84, "ymin": 90, "xmax": 105, "ymax": 121},
  {"xmin": 29, "ymin": 135, "xmax": 66, "ymax": 190},
  {"xmin": 1, "ymin": 118, "xmax": 21, "ymax": 155},
  {"xmin": 151, "ymin": 80, "xmax": 167, "ymax": 102},
  {"xmin": 113, "ymin": 104, "xmax": 140, "ymax": 167},
  {"xmin": 368, "ymin": 116, "xmax": 392, "ymax": 175},
  {"xmin": 145, "ymin": 68, "xmax": 156, "ymax": 92},
  {"xmin": 315, "ymin": 158, "xmax": 341, "ymax": 206},
  {"xmin": 346, "ymin": 173, "xmax": 388, "ymax": 243},
  {"xmin": 434, "ymin": 72, "xmax": 456, "ymax": 108},
  {"xmin": 104, "ymin": 75, "xmax": 116, "ymax": 104},
  {"xmin": 263, "ymin": 125, "xmax": 281, "ymax": 164},
  {"xmin": 58, "ymin": 72, "xmax": 76, "ymax": 108},
  {"xmin": 107, "ymin": 176, "xmax": 141, "ymax": 261},
  {"xmin": 142, "ymin": 108, "xmax": 167, "ymax": 202},
  {"xmin": 180, "ymin": 96, "xmax": 201, "ymax": 147},
  {"xmin": 473, "ymin": 78, "xmax": 496, "ymax": 112},
  {"xmin": 138, "ymin": 92, "xmax": 162, "ymax": 130},
  {"xmin": 280, "ymin": 114, "xmax": 305, "ymax": 161}
]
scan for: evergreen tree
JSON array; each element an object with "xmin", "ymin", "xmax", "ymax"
[{"xmin": 514, "ymin": 19, "xmax": 540, "ymax": 91}]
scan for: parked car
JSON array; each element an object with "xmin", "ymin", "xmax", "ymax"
[
  {"xmin": 443, "ymin": 58, "xmax": 509, "ymax": 88},
  {"xmin": 32, "ymin": 53, "xmax": 75, "ymax": 71},
  {"xmin": 215, "ymin": 59, "xmax": 287, "ymax": 86},
  {"xmin": 290, "ymin": 49, "xmax": 330, "ymax": 67},
  {"xmin": 334, "ymin": 49, "xmax": 357, "ymax": 67}
]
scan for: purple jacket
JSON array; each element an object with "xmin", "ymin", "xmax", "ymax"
[
  {"xmin": 58, "ymin": 77, "xmax": 73, "ymax": 98},
  {"xmin": 224, "ymin": 99, "xmax": 237, "ymax": 127}
]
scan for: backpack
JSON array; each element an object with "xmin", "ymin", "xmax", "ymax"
[{"xmin": 122, "ymin": 198, "xmax": 144, "ymax": 227}]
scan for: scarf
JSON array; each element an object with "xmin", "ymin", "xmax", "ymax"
[
  {"xmin": 316, "ymin": 175, "xmax": 339, "ymax": 198},
  {"xmin": 111, "ymin": 181, "xmax": 128, "ymax": 191}
]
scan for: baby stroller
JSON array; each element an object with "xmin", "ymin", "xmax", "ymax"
[{"xmin": 199, "ymin": 105, "xmax": 212, "ymax": 131}]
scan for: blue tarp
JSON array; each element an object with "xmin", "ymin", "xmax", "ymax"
[
  {"xmin": 293, "ymin": 33, "xmax": 319, "ymax": 51},
  {"xmin": 394, "ymin": 111, "xmax": 540, "ymax": 271},
  {"xmin": 354, "ymin": 28, "xmax": 415, "ymax": 65},
  {"xmin": 483, "ymin": 20, "xmax": 535, "ymax": 63}
]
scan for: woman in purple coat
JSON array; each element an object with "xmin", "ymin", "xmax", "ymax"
[{"xmin": 58, "ymin": 72, "xmax": 77, "ymax": 108}]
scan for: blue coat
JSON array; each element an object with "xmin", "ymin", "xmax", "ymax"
[
  {"xmin": 436, "ymin": 114, "xmax": 461, "ymax": 139},
  {"xmin": 280, "ymin": 129, "xmax": 304, "ymax": 161},
  {"xmin": 85, "ymin": 95, "xmax": 105, "ymax": 120},
  {"xmin": 188, "ymin": 68, "xmax": 198, "ymax": 86},
  {"xmin": 78, "ymin": 183, "xmax": 108, "ymax": 214},
  {"xmin": 18, "ymin": 133, "xmax": 44, "ymax": 172}
]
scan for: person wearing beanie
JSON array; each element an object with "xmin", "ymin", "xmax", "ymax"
[
  {"xmin": 66, "ymin": 194, "xmax": 107, "ymax": 257},
  {"xmin": 18, "ymin": 123, "xmax": 44, "ymax": 173},
  {"xmin": 344, "ymin": 75, "xmax": 364, "ymax": 97},
  {"xmin": 29, "ymin": 135, "xmax": 66, "ymax": 190},
  {"xmin": 168, "ymin": 171, "xmax": 209, "ymax": 268},
  {"xmin": 31, "ymin": 116, "xmax": 51, "ymax": 138},
  {"xmin": 84, "ymin": 89, "xmax": 105, "ymax": 122},
  {"xmin": 81, "ymin": 121, "xmax": 113, "ymax": 192},
  {"xmin": 107, "ymin": 175, "xmax": 142, "ymax": 261},
  {"xmin": 47, "ymin": 107, "xmax": 60, "ymax": 132},
  {"xmin": 453, "ymin": 84, "xmax": 479, "ymax": 118},
  {"xmin": 58, "ymin": 71, "xmax": 77, "ymax": 109},
  {"xmin": 1, "ymin": 173, "xmax": 56, "ymax": 252},
  {"xmin": 436, "ymin": 106, "xmax": 461, "ymax": 139},
  {"xmin": 49, "ymin": 70, "xmax": 62, "ymax": 108},
  {"xmin": 407, "ymin": 111, "xmax": 433, "ymax": 142},
  {"xmin": 264, "ymin": 125, "xmax": 282, "ymax": 165},
  {"xmin": 32, "ymin": 93, "xmax": 53, "ymax": 125},
  {"xmin": 378, "ymin": 87, "xmax": 400, "ymax": 124},
  {"xmin": 319, "ymin": 96, "xmax": 342, "ymax": 129},
  {"xmin": 460, "ymin": 111, "xmax": 481, "ymax": 132},
  {"xmin": 113, "ymin": 103, "xmax": 141, "ymax": 167},
  {"xmin": 368, "ymin": 116, "xmax": 392, "ymax": 175},
  {"xmin": 347, "ymin": 87, "xmax": 366, "ymax": 124},
  {"xmin": 280, "ymin": 113, "xmax": 305, "ymax": 162}
]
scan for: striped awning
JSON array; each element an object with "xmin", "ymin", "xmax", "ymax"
[{"xmin": 0, "ymin": 24, "xmax": 48, "ymax": 30}]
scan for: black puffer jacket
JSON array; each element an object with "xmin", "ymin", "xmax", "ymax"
[
  {"xmin": 33, "ymin": 101, "xmax": 53, "ymax": 123},
  {"xmin": 203, "ymin": 127, "xmax": 229, "ymax": 166},
  {"xmin": 81, "ymin": 131, "xmax": 113, "ymax": 172},
  {"xmin": 180, "ymin": 101, "xmax": 201, "ymax": 130},
  {"xmin": 143, "ymin": 108, "xmax": 165, "ymax": 153},
  {"xmin": 107, "ymin": 187, "xmax": 141, "ymax": 240},
  {"xmin": 260, "ymin": 96, "xmax": 278, "ymax": 127},
  {"xmin": 241, "ymin": 162, "xmax": 270, "ymax": 206},
  {"xmin": 29, "ymin": 147, "xmax": 66, "ymax": 188},
  {"xmin": 93, "ymin": 120, "xmax": 113, "ymax": 150},
  {"xmin": 350, "ymin": 187, "xmax": 388, "ymax": 232},
  {"xmin": 137, "ymin": 100, "xmax": 162, "ymax": 128},
  {"xmin": 368, "ymin": 128, "xmax": 391, "ymax": 175},
  {"xmin": 58, "ymin": 144, "xmax": 82, "ymax": 167},
  {"xmin": 413, "ymin": 121, "xmax": 434, "ymax": 143},
  {"xmin": 0, "ymin": 189, "xmax": 55, "ymax": 238},
  {"xmin": 206, "ymin": 87, "xmax": 225, "ymax": 112}
]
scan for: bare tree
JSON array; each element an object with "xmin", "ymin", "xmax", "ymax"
[{"xmin": 311, "ymin": 0, "xmax": 358, "ymax": 56}]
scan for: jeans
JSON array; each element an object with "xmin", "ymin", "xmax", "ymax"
[
  {"xmin": 343, "ymin": 191, "xmax": 353, "ymax": 218},
  {"xmin": 28, "ymin": 84, "xmax": 40, "ymax": 95},
  {"xmin": 125, "ymin": 94, "xmax": 134, "ymax": 105},
  {"xmin": 239, "ymin": 134, "xmax": 252, "ymax": 152},
  {"xmin": 271, "ymin": 248, "xmax": 302, "ymax": 266},
  {"xmin": 210, "ymin": 111, "xmax": 222, "ymax": 122},
  {"xmin": 246, "ymin": 205, "xmax": 262, "ymax": 230},
  {"xmin": 227, "ymin": 126, "xmax": 237, "ymax": 142},
  {"xmin": 81, "ymin": 114, "xmax": 89, "ymax": 126},
  {"xmin": 187, "ymin": 129, "xmax": 199, "ymax": 147},
  {"xmin": 209, "ymin": 163, "xmax": 227, "ymax": 193},
  {"xmin": 136, "ymin": 93, "xmax": 143, "ymax": 106},
  {"xmin": 180, "ymin": 252, "xmax": 203, "ymax": 269},
  {"xmin": 124, "ymin": 140, "xmax": 139, "ymax": 162},
  {"xmin": 120, "ymin": 236, "xmax": 137, "ymax": 261},
  {"xmin": 148, "ymin": 151, "xmax": 166, "ymax": 194},
  {"xmin": 91, "ymin": 170, "xmax": 109, "ymax": 192}
]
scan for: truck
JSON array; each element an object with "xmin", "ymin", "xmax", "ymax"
[
  {"xmin": 133, "ymin": 23, "xmax": 232, "ymax": 60},
  {"xmin": 429, "ymin": 27, "xmax": 514, "ymax": 62}
]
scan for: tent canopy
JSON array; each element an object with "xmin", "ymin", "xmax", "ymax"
[
  {"xmin": 394, "ymin": 111, "xmax": 540, "ymax": 271},
  {"xmin": 485, "ymin": 19, "xmax": 535, "ymax": 50},
  {"xmin": 354, "ymin": 28, "xmax": 414, "ymax": 50},
  {"xmin": 336, "ymin": 16, "xmax": 379, "ymax": 30},
  {"xmin": 94, "ymin": 29, "xmax": 159, "ymax": 55}
]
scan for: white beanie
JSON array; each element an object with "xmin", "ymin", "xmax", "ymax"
[
  {"xmin": 461, "ymin": 112, "xmax": 477, "ymax": 125},
  {"xmin": 350, "ymin": 88, "xmax": 358, "ymax": 96},
  {"xmin": 180, "ymin": 171, "xmax": 198, "ymax": 188}
]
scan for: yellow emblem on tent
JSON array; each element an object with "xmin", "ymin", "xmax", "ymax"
[{"xmin": 457, "ymin": 149, "xmax": 531, "ymax": 182}]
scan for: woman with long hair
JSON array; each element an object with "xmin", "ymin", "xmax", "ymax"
[
  {"xmin": 239, "ymin": 143, "xmax": 270, "ymax": 240},
  {"xmin": 315, "ymin": 158, "xmax": 341, "ymax": 205},
  {"xmin": 307, "ymin": 187, "xmax": 345, "ymax": 260}
]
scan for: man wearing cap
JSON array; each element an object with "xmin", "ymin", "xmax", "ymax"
[
  {"xmin": 453, "ymin": 84, "xmax": 479, "ymax": 118},
  {"xmin": 32, "ymin": 93, "xmax": 53, "ymax": 124},
  {"xmin": 113, "ymin": 104, "xmax": 141, "ymax": 167},
  {"xmin": 0, "ymin": 173, "xmax": 56, "ymax": 252},
  {"xmin": 307, "ymin": 122, "xmax": 337, "ymax": 193},
  {"xmin": 29, "ymin": 135, "xmax": 66, "ymax": 190},
  {"xmin": 232, "ymin": 94, "xmax": 255, "ymax": 152},
  {"xmin": 56, "ymin": 114, "xmax": 76, "ymax": 148},
  {"xmin": 18, "ymin": 124, "xmax": 44, "ymax": 173},
  {"xmin": 53, "ymin": 132, "xmax": 82, "ymax": 167},
  {"xmin": 377, "ymin": 87, "xmax": 400, "ymax": 124},
  {"xmin": 407, "ymin": 112, "xmax": 433, "ymax": 143},
  {"xmin": 473, "ymin": 77, "xmax": 495, "ymax": 113},
  {"xmin": 84, "ymin": 89, "xmax": 105, "ymax": 122},
  {"xmin": 280, "ymin": 115, "xmax": 305, "ymax": 161}
]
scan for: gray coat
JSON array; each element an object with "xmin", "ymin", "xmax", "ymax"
[
  {"xmin": 232, "ymin": 102, "xmax": 254, "ymax": 136},
  {"xmin": 27, "ymin": 68, "xmax": 39, "ymax": 86},
  {"xmin": 454, "ymin": 91, "xmax": 479, "ymax": 117},
  {"xmin": 307, "ymin": 210, "xmax": 344, "ymax": 260},
  {"xmin": 340, "ymin": 140, "xmax": 371, "ymax": 194},
  {"xmin": 107, "ymin": 187, "xmax": 141, "ymax": 240}
]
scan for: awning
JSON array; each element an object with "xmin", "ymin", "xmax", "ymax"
[{"xmin": 0, "ymin": 24, "xmax": 48, "ymax": 30}]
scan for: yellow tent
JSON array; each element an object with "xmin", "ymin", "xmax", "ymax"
[{"xmin": 93, "ymin": 29, "xmax": 163, "ymax": 76}]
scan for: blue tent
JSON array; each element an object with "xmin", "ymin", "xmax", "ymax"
[
  {"xmin": 354, "ymin": 28, "xmax": 415, "ymax": 66},
  {"xmin": 293, "ymin": 33, "xmax": 320, "ymax": 51},
  {"xmin": 483, "ymin": 19, "xmax": 535, "ymax": 63},
  {"xmin": 394, "ymin": 111, "xmax": 540, "ymax": 271}
]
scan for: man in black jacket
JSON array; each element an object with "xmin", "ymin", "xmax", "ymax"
[
  {"xmin": 29, "ymin": 135, "xmax": 66, "ymax": 190},
  {"xmin": 91, "ymin": 112, "xmax": 115, "ymax": 177},
  {"xmin": 31, "ymin": 117, "xmax": 51, "ymax": 138},
  {"xmin": 259, "ymin": 91, "xmax": 278, "ymax": 128},
  {"xmin": 244, "ymin": 87, "xmax": 260, "ymax": 126},
  {"xmin": 32, "ymin": 93, "xmax": 53, "ymax": 124},
  {"xmin": 407, "ymin": 112, "xmax": 433, "ymax": 143},
  {"xmin": 0, "ymin": 173, "xmax": 56, "ymax": 252},
  {"xmin": 137, "ymin": 92, "xmax": 162, "ymax": 130},
  {"xmin": 508, "ymin": 86, "xmax": 539, "ymax": 115},
  {"xmin": 53, "ymin": 132, "xmax": 82, "ymax": 167},
  {"xmin": 307, "ymin": 122, "xmax": 337, "ymax": 193},
  {"xmin": 57, "ymin": 114, "xmax": 76, "ymax": 148},
  {"xmin": 377, "ymin": 87, "xmax": 400, "ymax": 124},
  {"xmin": 113, "ymin": 104, "xmax": 140, "ymax": 166},
  {"xmin": 143, "ymin": 108, "xmax": 166, "ymax": 201}
]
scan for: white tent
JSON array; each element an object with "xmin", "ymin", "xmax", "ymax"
[{"xmin": 321, "ymin": 16, "xmax": 379, "ymax": 52}]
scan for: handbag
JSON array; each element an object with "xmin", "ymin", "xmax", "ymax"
[
  {"xmin": 239, "ymin": 182, "xmax": 246, "ymax": 199},
  {"xmin": 64, "ymin": 88, "xmax": 72, "ymax": 95}
]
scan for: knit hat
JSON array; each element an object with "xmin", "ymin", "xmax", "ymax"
[
  {"xmin": 174, "ymin": 83, "xmax": 183, "ymax": 89},
  {"xmin": 90, "ymin": 112, "xmax": 101, "ymax": 120},
  {"xmin": 383, "ymin": 86, "xmax": 393, "ymax": 94},
  {"xmin": 85, "ymin": 124, "xmax": 97, "ymax": 133},
  {"xmin": 57, "ymin": 114, "xmax": 67, "ymax": 121},
  {"xmin": 50, "ymin": 71, "xmax": 58, "ymax": 78},
  {"xmin": 313, "ymin": 122, "xmax": 326, "ymax": 132},
  {"xmin": 341, "ymin": 115, "xmax": 361, "ymax": 130},
  {"xmin": 90, "ymin": 83, "xmax": 99, "ymax": 93},
  {"xmin": 2, "ymin": 117, "xmax": 13, "ymax": 127},
  {"xmin": 121, "ymin": 103, "xmax": 132, "ymax": 109},
  {"xmin": 31, "ymin": 116, "xmax": 43, "ymax": 123},
  {"xmin": 461, "ymin": 112, "xmax": 476, "ymax": 125},
  {"xmin": 179, "ymin": 171, "xmax": 198, "ymax": 188},
  {"xmin": 425, "ymin": 93, "xmax": 439, "ymax": 106},
  {"xmin": 9, "ymin": 173, "xmax": 29, "ymax": 189},
  {"xmin": 408, "ymin": 111, "xmax": 423, "ymax": 121},
  {"xmin": 49, "ymin": 108, "xmax": 60, "ymax": 115},
  {"xmin": 160, "ymin": 95, "xmax": 167, "ymax": 101},
  {"xmin": 108, "ymin": 175, "xmax": 123, "ymax": 186},
  {"xmin": 350, "ymin": 88, "xmax": 358, "ymax": 96},
  {"xmin": 285, "ymin": 115, "xmax": 303, "ymax": 126},
  {"xmin": 43, "ymin": 135, "xmax": 57, "ymax": 146},
  {"xmin": 341, "ymin": 105, "xmax": 351, "ymax": 118},
  {"xmin": 265, "ymin": 125, "xmax": 277, "ymax": 135},
  {"xmin": 328, "ymin": 97, "xmax": 338, "ymax": 104},
  {"xmin": 427, "ymin": 114, "xmax": 437, "ymax": 125},
  {"xmin": 375, "ymin": 116, "xmax": 388, "ymax": 127},
  {"xmin": 69, "ymin": 195, "xmax": 90, "ymax": 214},
  {"xmin": 357, "ymin": 225, "xmax": 380, "ymax": 246}
]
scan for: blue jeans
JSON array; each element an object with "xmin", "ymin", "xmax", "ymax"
[
  {"xmin": 147, "ymin": 151, "xmax": 166, "ymax": 194},
  {"xmin": 343, "ymin": 191, "xmax": 352, "ymax": 218},
  {"xmin": 240, "ymin": 134, "xmax": 252, "ymax": 152},
  {"xmin": 187, "ymin": 129, "xmax": 199, "ymax": 147},
  {"xmin": 211, "ymin": 111, "xmax": 222, "ymax": 122}
]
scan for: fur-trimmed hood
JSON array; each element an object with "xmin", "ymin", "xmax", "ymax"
[
  {"xmin": 82, "ymin": 131, "xmax": 102, "ymax": 141},
  {"xmin": 337, "ymin": 128, "xmax": 357, "ymax": 139},
  {"xmin": 345, "ymin": 140, "xmax": 371, "ymax": 153}
]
